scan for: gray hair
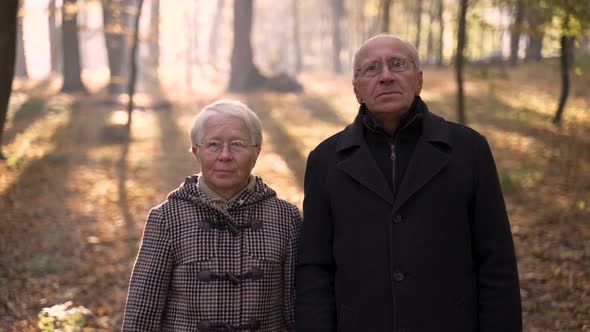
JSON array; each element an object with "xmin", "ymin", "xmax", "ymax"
[
  {"xmin": 189, "ymin": 99, "xmax": 263, "ymax": 147},
  {"xmin": 351, "ymin": 34, "xmax": 421, "ymax": 80}
]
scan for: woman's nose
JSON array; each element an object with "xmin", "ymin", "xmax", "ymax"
[{"xmin": 217, "ymin": 145, "xmax": 233, "ymax": 160}]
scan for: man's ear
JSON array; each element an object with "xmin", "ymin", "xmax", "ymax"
[
  {"xmin": 415, "ymin": 70, "xmax": 424, "ymax": 96},
  {"xmin": 353, "ymin": 79, "xmax": 362, "ymax": 104}
]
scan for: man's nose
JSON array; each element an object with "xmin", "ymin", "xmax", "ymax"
[{"xmin": 379, "ymin": 64, "xmax": 395, "ymax": 82}]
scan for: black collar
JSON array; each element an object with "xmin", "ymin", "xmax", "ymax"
[{"xmin": 336, "ymin": 96, "xmax": 452, "ymax": 152}]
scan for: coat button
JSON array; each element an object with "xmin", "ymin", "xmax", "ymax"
[
  {"xmin": 393, "ymin": 271, "xmax": 405, "ymax": 282},
  {"xmin": 392, "ymin": 214, "xmax": 403, "ymax": 224}
]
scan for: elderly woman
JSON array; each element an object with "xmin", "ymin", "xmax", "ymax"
[{"xmin": 122, "ymin": 99, "xmax": 301, "ymax": 331}]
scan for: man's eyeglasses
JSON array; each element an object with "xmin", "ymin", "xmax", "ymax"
[
  {"xmin": 197, "ymin": 139, "xmax": 258, "ymax": 154},
  {"xmin": 356, "ymin": 57, "xmax": 415, "ymax": 78}
]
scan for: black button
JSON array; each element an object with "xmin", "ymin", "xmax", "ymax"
[
  {"xmin": 393, "ymin": 271, "xmax": 405, "ymax": 282},
  {"xmin": 392, "ymin": 214, "xmax": 403, "ymax": 224},
  {"xmin": 198, "ymin": 219, "xmax": 211, "ymax": 230},
  {"xmin": 250, "ymin": 219, "xmax": 263, "ymax": 230},
  {"xmin": 197, "ymin": 269, "xmax": 211, "ymax": 282},
  {"xmin": 250, "ymin": 267, "xmax": 264, "ymax": 280}
]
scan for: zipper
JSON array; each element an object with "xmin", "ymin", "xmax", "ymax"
[{"xmin": 389, "ymin": 141, "xmax": 396, "ymax": 195}]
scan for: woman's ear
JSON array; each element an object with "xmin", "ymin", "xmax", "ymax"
[{"xmin": 191, "ymin": 146, "xmax": 199, "ymax": 158}]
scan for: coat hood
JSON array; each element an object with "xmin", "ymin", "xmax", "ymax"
[{"xmin": 166, "ymin": 175, "xmax": 278, "ymax": 212}]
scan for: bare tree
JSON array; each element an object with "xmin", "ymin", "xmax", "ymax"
[
  {"xmin": 436, "ymin": 0, "xmax": 444, "ymax": 66},
  {"xmin": 48, "ymin": 0, "xmax": 62, "ymax": 73},
  {"xmin": 331, "ymin": 0, "xmax": 344, "ymax": 73},
  {"xmin": 551, "ymin": 0, "xmax": 590, "ymax": 125},
  {"xmin": 127, "ymin": 0, "xmax": 145, "ymax": 128},
  {"xmin": 414, "ymin": 0, "xmax": 423, "ymax": 52},
  {"xmin": 208, "ymin": 0, "xmax": 224, "ymax": 67},
  {"xmin": 381, "ymin": 0, "xmax": 392, "ymax": 32},
  {"xmin": 228, "ymin": 0, "xmax": 264, "ymax": 91},
  {"xmin": 455, "ymin": 0, "xmax": 468, "ymax": 125},
  {"xmin": 15, "ymin": 1, "xmax": 27, "ymax": 78},
  {"xmin": 426, "ymin": 0, "xmax": 435, "ymax": 64},
  {"xmin": 61, "ymin": 0, "xmax": 86, "ymax": 92},
  {"xmin": 148, "ymin": 0, "xmax": 160, "ymax": 70},
  {"xmin": 552, "ymin": 30, "xmax": 574, "ymax": 125},
  {"xmin": 509, "ymin": 0, "xmax": 525, "ymax": 65},
  {"xmin": 292, "ymin": 0, "xmax": 302, "ymax": 73},
  {"xmin": 102, "ymin": 0, "xmax": 131, "ymax": 94},
  {"xmin": 0, "ymin": 0, "xmax": 19, "ymax": 160},
  {"xmin": 524, "ymin": 6, "xmax": 546, "ymax": 61}
]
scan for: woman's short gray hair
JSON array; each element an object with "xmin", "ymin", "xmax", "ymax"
[{"xmin": 190, "ymin": 99, "xmax": 263, "ymax": 147}]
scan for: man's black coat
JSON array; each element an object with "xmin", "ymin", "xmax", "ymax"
[{"xmin": 295, "ymin": 98, "xmax": 522, "ymax": 332}]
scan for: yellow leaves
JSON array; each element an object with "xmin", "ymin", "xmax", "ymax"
[{"xmin": 62, "ymin": 2, "xmax": 79, "ymax": 22}]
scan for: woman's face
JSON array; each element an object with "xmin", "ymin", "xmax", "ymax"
[{"xmin": 192, "ymin": 114, "xmax": 259, "ymax": 199}]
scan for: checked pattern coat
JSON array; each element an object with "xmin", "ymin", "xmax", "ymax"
[{"xmin": 122, "ymin": 175, "xmax": 302, "ymax": 331}]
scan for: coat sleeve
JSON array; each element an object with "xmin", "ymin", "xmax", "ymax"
[
  {"xmin": 470, "ymin": 135, "xmax": 522, "ymax": 332},
  {"xmin": 122, "ymin": 206, "xmax": 173, "ymax": 332},
  {"xmin": 283, "ymin": 204, "xmax": 302, "ymax": 331},
  {"xmin": 295, "ymin": 149, "xmax": 337, "ymax": 331}
]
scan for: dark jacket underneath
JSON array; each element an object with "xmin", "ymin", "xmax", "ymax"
[{"xmin": 296, "ymin": 97, "xmax": 521, "ymax": 332}]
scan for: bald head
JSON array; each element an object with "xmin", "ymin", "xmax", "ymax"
[{"xmin": 352, "ymin": 34, "xmax": 421, "ymax": 79}]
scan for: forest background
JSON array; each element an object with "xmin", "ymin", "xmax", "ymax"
[{"xmin": 0, "ymin": 0, "xmax": 589, "ymax": 331}]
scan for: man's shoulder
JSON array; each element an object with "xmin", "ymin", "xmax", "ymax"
[{"xmin": 424, "ymin": 109, "xmax": 484, "ymax": 143}]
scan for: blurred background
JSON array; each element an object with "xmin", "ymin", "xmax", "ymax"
[{"xmin": 0, "ymin": 0, "xmax": 589, "ymax": 331}]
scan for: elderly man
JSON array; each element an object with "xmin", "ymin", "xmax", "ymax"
[{"xmin": 295, "ymin": 34, "xmax": 522, "ymax": 331}]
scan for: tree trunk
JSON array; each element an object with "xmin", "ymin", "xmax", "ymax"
[
  {"xmin": 148, "ymin": 0, "xmax": 160, "ymax": 70},
  {"xmin": 358, "ymin": 0, "xmax": 367, "ymax": 42},
  {"xmin": 455, "ymin": 0, "xmax": 468, "ymax": 125},
  {"xmin": 102, "ymin": 0, "xmax": 129, "ymax": 94},
  {"xmin": 425, "ymin": 0, "xmax": 435, "ymax": 64},
  {"xmin": 381, "ymin": 0, "xmax": 392, "ymax": 32},
  {"xmin": 414, "ymin": 0, "xmax": 423, "ymax": 52},
  {"xmin": 208, "ymin": 0, "xmax": 224, "ymax": 67},
  {"xmin": 553, "ymin": 18, "xmax": 573, "ymax": 125},
  {"xmin": 331, "ymin": 0, "xmax": 343, "ymax": 73},
  {"xmin": 509, "ymin": 0, "xmax": 524, "ymax": 66},
  {"xmin": 48, "ymin": 0, "xmax": 62, "ymax": 73},
  {"xmin": 188, "ymin": 1, "xmax": 200, "ymax": 65},
  {"xmin": 127, "ymin": 0, "xmax": 144, "ymax": 129},
  {"xmin": 185, "ymin": 10, "xmax": 193, "ymax": 91},
  {"xmin": 228, "ymin": 0, "xmax": 265, "ymax": 92},
  {"xmin": 0, "ymin": 0, "xmax": 19, "ymax": 160},
  {"xmin": 292, "ymin": 0, "xmax": 302, "ymax": 73},
  {"xmin": 436, "ymin": 0, "xmax": 444, "ymax": 66},
  {"xmin": 15, "ymin": 2, "xmax": 27, "ymax": 77},
  {"xmin": 525, "ymin": 6, "xmax": 546, "ymax": 61},
  {"xmin": 62, "ymin": 0, "xmax": 86, "ymax": 92}
]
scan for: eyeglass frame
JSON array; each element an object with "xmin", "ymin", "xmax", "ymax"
[
  {"xmin": 354, "ymin": 56, "xmax": 417, "ymax": 78},
  {"xmin": 195, "ymin": 139, "xmax": 260, "ymax": 154}
]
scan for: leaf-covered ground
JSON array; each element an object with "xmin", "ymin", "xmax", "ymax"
[{"xmin": 0, "ymin": 63, "xmax": 589, "ymax": 331}]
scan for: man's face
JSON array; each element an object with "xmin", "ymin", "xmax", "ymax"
[{"xmin": 353, "ymin": 36, "xmax": 423, "ymax": 124}]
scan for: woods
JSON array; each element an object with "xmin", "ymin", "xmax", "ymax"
[{"xmin": 1, "ymin": 0, "xmax": 590, "ymax": 331}]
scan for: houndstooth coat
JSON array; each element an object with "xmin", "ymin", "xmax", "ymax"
[{"xmin": 122, "ymin": 175, "xmax": 301, "ymax": 331}]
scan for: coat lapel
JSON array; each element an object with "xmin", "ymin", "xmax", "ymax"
[
  {"xmin": 393, "ymin": 106, "xmax": 452, "ymax": 212},
  {"xmin": 336, "ymin": 100, "xmax": 452, "ymax": 209},
  {"xmin": 393, "ymin": 138, "xmax": 449, "ymax": 212},
  {"xmin": 338, "ymin": 145, "xmax": 395, "ymax": 205},
  {"xmin": 336, "ymin": 112, "xmax": 395, "ymax": 205}
]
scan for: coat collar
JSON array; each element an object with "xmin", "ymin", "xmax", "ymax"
[{"xmin": 335, "ymin": 97, "xmax": 453, "ymax": 209}]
